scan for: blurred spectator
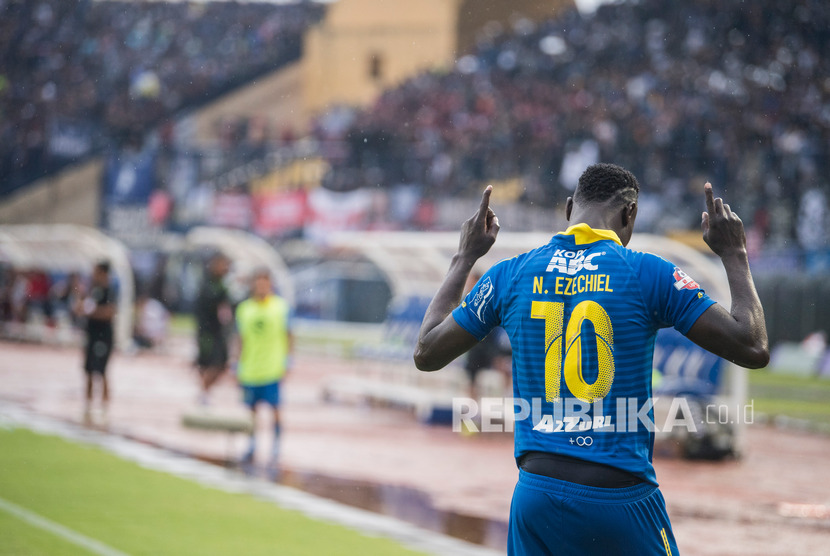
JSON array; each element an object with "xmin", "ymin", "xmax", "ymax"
[
  {"xmin": 0, "ymin": 265, "xmax": 14, "ymax": 323},
  {"xmin": 25, "ymin": 269, "xmax": 52, "ymax": 324},
  {"xmin": 51, "ymin": 271, "xmax": 84, "ymax": 326},
  {"xmin": 9, "ymin": 270, "xmax": 29, "ymax": 323},
  {"xmin": 133, "ymin": 291, "xmax": 170, "ymax": 350}
]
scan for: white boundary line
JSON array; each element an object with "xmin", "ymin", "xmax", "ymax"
[
  {"xmin": 0, "ymin": 402, "xmax": 502, "ymax": 556},
  {"xmin": 0, "ymin": 496, "xmax": 130, "ymax": 556}
]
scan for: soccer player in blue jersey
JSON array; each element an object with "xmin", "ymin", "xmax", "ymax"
[{"xmin": 414, "ymin": 163, "xmax": 768, "ymax": 555}]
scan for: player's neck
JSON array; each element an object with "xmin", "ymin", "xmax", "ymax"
[
  {"xmin": 567, "ymin": 212, "xmax": 621, "ymax": 236},
  {"xmin": 567, "ymin": 198, "xmax": 635, "ymax": 246}
]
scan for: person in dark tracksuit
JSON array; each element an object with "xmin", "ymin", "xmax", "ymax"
[
  {"xmin": 78, "ymin": 261, "xmax": 115, "ymax": 422},
  {"xmin": 194, "ymin": 253, "xmax": 232, "ymax": 405}
]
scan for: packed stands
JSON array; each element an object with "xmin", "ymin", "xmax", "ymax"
[
  {"xmin": 0, "ymin": 0, "xmax": 323, "ymax": 195},
  {"xmin": 316, "ymin": 0, "xmax": 830, "ymax": 251}
]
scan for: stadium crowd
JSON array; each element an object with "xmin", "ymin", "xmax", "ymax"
[
  {"xmin": 0, "ymin": 0, "xmax": 323, "ymax": 194},
  {"xmin": 4, "ymin": 0, "xmax": 828, "ymax": 252},
  {"xmin": 316, "ymin": 0, "xmax": 830, "ymax": 249}
]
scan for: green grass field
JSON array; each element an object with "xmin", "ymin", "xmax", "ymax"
[
  {"xmin": 748, "ymin": 370, "xmax": 830, "ymax": 429},
  {"xmin": 0, "ymin": 428, "xmax": 423, "ymax": 556}
]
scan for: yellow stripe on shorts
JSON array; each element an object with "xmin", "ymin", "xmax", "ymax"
[{"xmin": 660, "ymin": 527, "xmax": 672, "ymax": 556}]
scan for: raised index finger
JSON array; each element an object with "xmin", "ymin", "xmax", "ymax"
[
  {"xmin": 478, "ymin": 185, "xmax": 493, "ymax": 221},
  {"xmin": 704, "ymin": 182, "xmax": 715, "ymax": 215}
]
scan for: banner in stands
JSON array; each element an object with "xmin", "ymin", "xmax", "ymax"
[
  {"xmin": 304, "ymin": 188, "xmax": 374, "ymax": 241},
  {"xmin": 165, "ymin": 151, "xmax": 202, "ymax": 231},
  {"xmin": 250, "ymin": 157, "xmax": 329, "ymax": 194},
  {"xmin": 653, "ymin": 327, "xmax": 723, "ymax": 396},
  {"xmin": 48, "ymin": 119, "xmax": 94, "ymax": 159},
  {"xmin": 210, "ymin": 192, "xmax": 252, "ymax": 229},
  {"xmin": 103, "ymin": 147, "xmax": 157, "ymax": 205},
  {"xmin": 253, "ymin": 189, "xmax": 307, "ymax": 237},
  {"xmin": 101, "ymin": 146, "xmax": 167, "ymax": 248}
]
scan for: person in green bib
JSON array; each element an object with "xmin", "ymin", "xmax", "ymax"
[{"xmin": 234, "ymin": 268, "xmax": 293, "ymax": 471}]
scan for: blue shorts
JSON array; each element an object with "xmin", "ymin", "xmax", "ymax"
[
  {"xmin": 241, "ymin": 381, "xmax": 280, "ymax": 409},
  {"xmin": 509, "ymin": 470, "xmax": 679, "ymax": 556}
]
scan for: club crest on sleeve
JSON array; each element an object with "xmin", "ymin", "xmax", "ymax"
[
  {"xmin": 672, "ymin": 267, "xmax": 700, "ymax": 291},
  {"xmin": 471, "ymin": 277, "xmax": 494, "ymax": 322}
]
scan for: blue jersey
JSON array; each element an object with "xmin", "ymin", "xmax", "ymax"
[{"xmin": 453, "ymin": 224, "xmax": 715, "ymax": 485}]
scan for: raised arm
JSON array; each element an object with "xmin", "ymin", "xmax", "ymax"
[
  {"xmin": 685, "ymin": 183, "xmax": 769, "ymax": 368},
  {"xmin": 413, "ymin": 186, "xmax": 500, "ymax": 371}
]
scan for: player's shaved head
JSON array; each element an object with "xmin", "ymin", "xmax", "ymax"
[
  {"xmin": 566, "ymin": 163, "xmax": 640, "ymax": 247},
  {"xmin": 574, "ymin": 163, "xmax": 640, "ymax": 209}
]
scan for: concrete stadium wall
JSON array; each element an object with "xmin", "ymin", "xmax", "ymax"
[
  {"xmin": 303, "ymin": 0, "xmax": 459, "ymax": 114},
  {"xmin": 302, "ymin": 0, "xmax": 575, "ymax": 115},
  {"xmin": 194, "ymin": 62, "xmax": 307, "ymax": 140},
  {"xmin": 0, "ymin": 160, "xmax": 102, "ymax": 227}
]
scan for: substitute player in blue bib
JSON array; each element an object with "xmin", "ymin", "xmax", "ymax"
[{"xmin": 414, "ymin": 164, "xmax": 768, "ymax": 555}]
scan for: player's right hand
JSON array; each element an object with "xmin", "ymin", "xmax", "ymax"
[
  {"xmin": 458, "ymin": 185, "xmax": 500, "ymax": 261},
  {"xmin": 701, "ymin": 182, "xmax": 747, "ymax": 258}
]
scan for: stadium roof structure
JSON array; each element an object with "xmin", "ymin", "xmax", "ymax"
[
  {"xmin": 0, "ymin": 224, "xmax": 134, "ymax": 348},
  {"xmin": 328, "ymin": 231, "xmax": 731, "ymax": 305}
]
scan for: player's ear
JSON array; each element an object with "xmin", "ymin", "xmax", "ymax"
[
  {"xmin": 621, "ymin": 202, "xmax": 637, "ymax": 228},
  {"xmin": 565, "ymin": 197, "xmax": 574, "ymax": 221}
]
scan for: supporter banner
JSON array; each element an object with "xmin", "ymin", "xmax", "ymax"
[
  {"xmin": 433, "ymin": 197, "xmax": 564, "ymax": 232},
  {"xmin": 103, "ymin": 148, "xmax": 157, "ymax": 206},
  {"xmin": 174, "ymin": 184, "xmax": 214, "ymax": 228},
  {"xmin": 103, "ymin": 206, "xmax": 166, "ymax": 248},
  {"xmin": 166, "ymin": 152, "xmax": 200, "ymax": 201},
  {"xmin": 388, "ymin": 184, "xmax": 422, "ymax": 225},
  {"xmin": 253, "ymin": 189, "xmax": 307, "ymax": 237},
  {"xmin": 804, "ymin": 250, "xmax": 830, "ymax": 273},
  {"xmin": 166, "ymin": 152, "xmax": 203, "ymax": 231},
  {"xmin": 48, "ymin": 120, "xmax": 94, "ymax": 159},
  {"xmin": 101, "ymin": 147, "xmax": 166, "ymax": 247},
  {"xmin": 653, "ymin": 327, "xmax": 722, "ymax": 396},
  {"xmin": 211, "ymin": 192, "xmax": 252, "ymax": 229},
  {"xmin": 304, "ymin": 188, "xmax": 373, "ymax": 241},
  {"xmin": 250, "ymin": 157, "xmax": 329, "ymax": 194},
  {"xmin": 488, "ymin": 176, "xmax": 524, "ymax": 203}
]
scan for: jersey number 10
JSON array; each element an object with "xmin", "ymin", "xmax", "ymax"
[{"xmin": 530, "ymin": 300, "xmax": 615, "ymax": 403}]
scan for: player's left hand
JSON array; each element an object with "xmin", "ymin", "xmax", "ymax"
[
  {"xmin": 458, "ymin": 185, "xmax": 500, "ymax": 261},
  {"xmin": 701, "ymin": 182, "xmax": 746, "ymax": 259}
]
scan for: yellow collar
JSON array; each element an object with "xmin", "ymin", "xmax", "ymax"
[{"xmin": 558, "ymin": 223, "xmax": 622, "ymax": 246}]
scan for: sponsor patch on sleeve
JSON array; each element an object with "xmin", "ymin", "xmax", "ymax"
[{"xmin": 672, "ymin": 267, "xmax": 700, "ymax": 291}]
